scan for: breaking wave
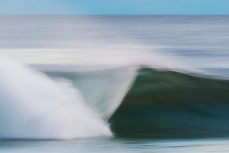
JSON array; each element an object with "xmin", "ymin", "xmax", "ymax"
[{"xmin": 0, "ymin": 53, "xmax": 229, "ymax": 139}]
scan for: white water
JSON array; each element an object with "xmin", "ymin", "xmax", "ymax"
[{"xmin": 0, "ymin": 56, "xmax": 112, "ymax": 139}]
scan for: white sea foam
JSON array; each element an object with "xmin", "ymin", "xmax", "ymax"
[{"xmin": 0, "ymin": 56, "xmax": 112, "ymax": 139}]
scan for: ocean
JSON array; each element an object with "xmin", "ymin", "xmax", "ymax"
[{"xmin": 0, "ymin": 15, "xmax": 229, "ymax": 152}]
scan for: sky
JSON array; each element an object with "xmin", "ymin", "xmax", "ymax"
[{"xmin": 0, "ymin": 0, "xmax": 229, "ymax": 15}]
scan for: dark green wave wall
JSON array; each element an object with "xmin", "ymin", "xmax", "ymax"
[{"xmin": 109, "ymin": 68, "xmax": 229, "ymax": 138}]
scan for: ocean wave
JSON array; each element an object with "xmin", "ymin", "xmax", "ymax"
[{"xmin": 1, "ymin": 55, "xmax": 229, "ymax": 139}]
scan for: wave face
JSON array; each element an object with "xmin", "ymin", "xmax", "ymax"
[
  {"xmin": 109, "ymin": 68, "xmax": 229, "ymax": 138},
  {"xmin": 0, "ymin": 57, "xmax": 112, "ymax": 139}
]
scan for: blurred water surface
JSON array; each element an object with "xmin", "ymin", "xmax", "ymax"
[
  {"xmin": 2, "ymin": 138, "xmax": 229, "ymax": 153},
  {"xmin": 0, "ymin": 16, "xmax": 229, "ymax": 73}
]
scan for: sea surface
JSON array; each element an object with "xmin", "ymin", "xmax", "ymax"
[{"xmin": 0, "ymin": 16, "xmax": 229, "ymax": 152}]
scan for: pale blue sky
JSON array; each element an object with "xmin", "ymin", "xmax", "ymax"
[{"xmin": 0, "ymin": 0, "xmax": 229, "ymax": 15}]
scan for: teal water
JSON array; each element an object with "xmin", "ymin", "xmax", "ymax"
[{"xmin": 110, "ymin": 68, "xmax": 229, "ymax": 138}]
